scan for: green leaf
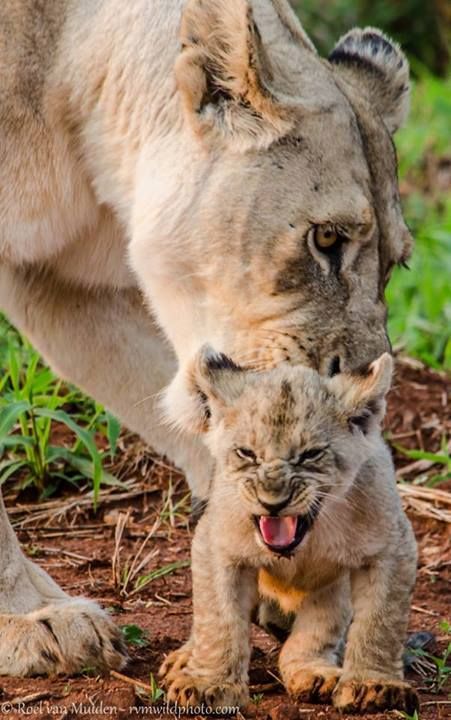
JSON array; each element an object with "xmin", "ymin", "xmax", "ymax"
[
  {"xmin": 394, "ymin": 445, "xmax": 449, "ymax": 465},
  {"xmin": 0, "ymin": 459, "xmax": 28, "ymax": 485},
  {"xmin": 121, "ymin": 624, "xmax": 149, "ymax": 647},
  {"xmin": 149, "ymin": 673, "xmax": 165, "ymax": 702},
  {"xmin": 8, "ymin": 346, "xmax": 20, "ymax": 394},
  {"xmin": 134, "ymin": 560, "xmax": 190, "ymax": 592},
  {"xmin": 47, "ymin": 447, "xmax": 125, "ymax": 489},
  {"xmin": 0, "ymin": 401, "xmax": 30, "ymax": 439},
  {"xmin": 34, "ymin": 408, "xmax": 103, "ymax": 506},
  {"xmin": 106, "ymin": 413, "xmax": 121, "ymax": 459},
  {"xmin": 23, "ymin": 351, "xmax": 40, "ymax": 396},
  {"xmin": 0, "ymin": 434, "xmax": 36, "ymax": 449},
  {"xmin": 39, "ymin": 479, "xmax": 61, "ymax": 500}
]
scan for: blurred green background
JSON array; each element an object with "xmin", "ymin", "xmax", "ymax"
[{"xmin": 292, "ymin": 0, "xmax": 450, "ymax": 76}]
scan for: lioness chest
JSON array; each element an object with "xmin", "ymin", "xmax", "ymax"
[
  {"xmin": 0, "ymin": 0, "xmax": 134, "ymax": 277},
  {"xmin": 0, "ymin": 0, "xmax": 81, "ymax": 265}
]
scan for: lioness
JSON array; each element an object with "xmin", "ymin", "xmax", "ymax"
[
  {"xmin": 0, "ymin": 0, "xmax": 412, "ymax": 676},
  {"xmin": 161, "ymin": 347, "xmax": 418, "ymax": 714}
]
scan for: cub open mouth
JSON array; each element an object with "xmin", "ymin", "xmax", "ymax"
[{"xmin": 255, "ymin": 515, "xmax": 311, "ymax": 555}]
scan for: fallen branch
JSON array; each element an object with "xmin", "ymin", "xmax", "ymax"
[
  {"xmin": 110, "ymin": 669, "xmax": 152, "ymax": 693},
  {"xmin": 397, "ymin": 482, "xmax": 451, "ymax": 523}
]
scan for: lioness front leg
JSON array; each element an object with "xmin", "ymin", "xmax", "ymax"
[
  {"xmin": 161, "ymin": 519, "xmax": 256, "ymax": 710},
  {"xmin": 0, "ymin": 265, "xmax": 212, "ymax": 499},
  {"xmin": 333, "ymin": 528, "xmax": 418, "ymax": 715},
  {"xmin": 0, "ymin": 498, "xmax": 126, "ymax": 676},
  {"xmin": 279, "ymin": 576, "xmax": 351, "ymax": 704},
  {"xmin": 0, "ymin": 600, "xmax": 126, "ymax": 676}
]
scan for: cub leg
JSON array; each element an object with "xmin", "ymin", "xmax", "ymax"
[
  {"xmin": 161, "ymin": 517, "xmax": 257, "ymax": 709},
  {"xmin": 333, "ymin": 523, "xmax": 418, "ymax": 715},
  {"xmin": 279, "ymin": 575, "xmax": 351, "ymax": 704}
]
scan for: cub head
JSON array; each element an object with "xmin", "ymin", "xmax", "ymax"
[
  {"xmin": 190, "ymin": 345, "xmax": 393, "ymax": 555},
  {"xmin": 144, "ymin": 0, "xmax": 411, "ymax": 428}
]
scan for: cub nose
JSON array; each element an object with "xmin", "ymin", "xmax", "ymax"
[{"xmin": 256, "ymin": 493, "xmax": 292, "ymax": 515}]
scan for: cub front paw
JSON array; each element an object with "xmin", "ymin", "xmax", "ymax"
[
  {"xmin": 284, "ymin": 666, "xmax": 341, "ymax": 704},
  {"xmin": 166, "ymin": 672, "xmax": 248, "ymax": 710},
  {"xmin": 165, "ymin": 674, "xmax": 203, "ymax": 707},
  {"xmin": 159, "ymin": 644, "xmax": 193, "ymax": 685},
  {"xmin": 332, "ymin": 678, "xmax": 419, "ymax": 715},
  {"xmin": 203, "ymin": 682, "xmax": 249, "ymax": 709}
]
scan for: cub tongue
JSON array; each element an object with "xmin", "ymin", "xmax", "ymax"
[{"xmin": 259, "ymin": 516, "xmax": 297, "ymax": 548}]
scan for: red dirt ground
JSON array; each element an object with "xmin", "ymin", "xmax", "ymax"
[{"xmin": 1, "ymin": 360, "xmax": 450, "ymax": 720}]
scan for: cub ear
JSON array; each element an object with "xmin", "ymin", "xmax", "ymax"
[
  {"xmin": 329, "ymin": 353, "xmax": 393, "ymax": 435},
  {"xmin": 176, "ymin": 0, "xmax": 292, "ymax": 146},
  {"xmin": 187, "ymin": 345, "xmax": 246, "ymax": 433},
  {"xmin": 329, "ymin": 28, "xmax": 410, "ymax": 134}
]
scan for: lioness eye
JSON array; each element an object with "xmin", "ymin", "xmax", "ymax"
[
  {"xmin": 235, "ymin": 447, "xmax": 257, "ymax": 462},
  {"xmin": 292, "ymin": 448, "xmax": 325, "ymax": 465},
  {"xmin": 313, "ymin": 225, "xmax": 339, "ymax": 250}
]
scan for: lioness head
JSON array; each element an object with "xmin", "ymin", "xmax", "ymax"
[
  {"xmin": 190, "ymin": 345, "xmax": 392, "ymax": 555},
  {"xmin": 137, "ymin": 0, "xmax": 411, "ymax": 428}
]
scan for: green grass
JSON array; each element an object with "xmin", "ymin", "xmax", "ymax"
[
  {"xmin": 394, "ymin": 441, "xmax": 451, "ymax": 487},
  {"xmin": 293, "ymin": 1, "xmax": 450, "ymax": 77},
  {"xmin": 388, "ymin": 72, "xmax": 451, "ymax": 369},
  {"xmin": 148, "ymin": 673, "xmax": 165, "ymax": 703},
  {"xmin": 398, "ymin": 711, "xmax": 420, "ymax": 720},
  {"xmin": 0, "ymin": 314, "xmax": 121, "ymax": 503},
  {"xmin": 132, "ymin": 560, "xmax": 190, "ymax": 596},
  {"xmin": 386, "ymin": 194, "xmax": 451, "ymax": 369},
  {"xmin": 396, "ymin": 71, "xmax": 451, "ymax": 178},
  {"xmin": 409, "ymin": 620, "xmax": 451, "ymax": 694}
]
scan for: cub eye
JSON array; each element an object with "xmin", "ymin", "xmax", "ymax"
[
  {"xmin": 313, "ymin": 225, "xmax": 339, "ymax": 250},
  {"xmin": 292, "ymin": 447, "xmax": 325, "ymax": 465},
  {"xmin": 235, "ymin": 447, "xmax": 257, "ymax": 462}
]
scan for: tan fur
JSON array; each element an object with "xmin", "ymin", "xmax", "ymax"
[
  {"xmin": 258, "ymin": 568, "xmax": 308, "ymax": 614},
  {"xmin": 0, "ymin": 0, "xmax": 412, "ymax": 676},
  {"xmin": 161, "ymin": 349, "xmax": 418, "ymax": 715}
]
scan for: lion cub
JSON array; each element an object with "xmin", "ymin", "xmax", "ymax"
[{"xmin": 160, "ymin": 347, "xmax": 418, "ymax": 715}]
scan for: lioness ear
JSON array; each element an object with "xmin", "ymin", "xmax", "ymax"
[
  {"xmin": 330, "ymin": 353, "xmax": 393, "ymax": 435},
  {"xmin": 329, "ymin": 28, "xmax": 410, "ymax": 134},
  {"xmin": 176, "ymin": 0, "xmax": 292, "ymax": 145},
  {"xmin": 188, "ymin": 345, "xmax": 247, "ymax": 433}
]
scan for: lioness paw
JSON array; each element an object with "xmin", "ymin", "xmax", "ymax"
[
  {"xmin": 332, "ymin": 678, "xmax": 419, "ymax": 715},
  {"xmin": 0, "ymin": 599, "xmax": 127, "ymax": 676},
  {"xmin": 284, "ymin": 666, "xmax": 341, "ymax": 703}
]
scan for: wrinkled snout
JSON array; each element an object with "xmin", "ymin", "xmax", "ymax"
[{"xmin": 254, "ymin": 460, "xmax": 296, "ymax": 513}]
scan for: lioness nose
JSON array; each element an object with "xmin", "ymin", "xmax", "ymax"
[{"xmin": 321, "ymin": 333, "xmax": 392, "ymax": 376}]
